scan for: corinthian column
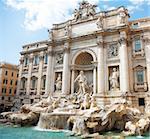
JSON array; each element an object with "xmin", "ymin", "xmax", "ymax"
[
  {"xmin": 17, "ymin": 56, "xmax": 24, "ymax": 95},
  {"xmin": 143, "ymin": 35, "xmax": 150, "ymax": 91},
  {"xmin": 37, "ymin": 52, "xmax": 44, "ymax": 95},
  {"xmin": 26, "ymin": 54, "xmax": 33, "ymax": 95},
  {"xmin": 97, "ymin": 37, "xmax": 104, "ymax": 94},
  {"xmin": 62, "ymin": 42, "xmax": 70, "ymax": 94},
  {"xmin": 119, "ymin": 32, "xmax": 129, "ymax": 93},
  {"xmin": 45, "ymin": 46, "xmax": 53, "ymax": 95}
]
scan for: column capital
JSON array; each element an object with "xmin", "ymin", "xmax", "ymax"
[
  {"xmin": 96, "ymin": 36, "xmax": 103, "ymax": 45},
  {"xmin": 39, "ymin": 51, "xmax": 44, "ymax": 61},
  {"xmin": 63, "ymin": 42, "xmax": 70, "ymax": 53},
  {"xmin": 118, "ymin": 32, "xmax": 127, "ymax": 45},
  {"xmin": 47, "ymin": 46, "xmax": 54, "ymax": 56}
]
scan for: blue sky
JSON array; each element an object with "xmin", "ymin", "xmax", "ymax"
[{"xmin": 0, "ymin": 0, "xmax": 150, "ymax": 65}]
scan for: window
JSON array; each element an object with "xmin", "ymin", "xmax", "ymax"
[
  {"xmin": 34, "ymin": 55, "xmax": 39, "ymax": 65},
  {"xmin": 21, "ymin": 79, "xmax": 26, "ymax": 89},
  {"xmin": 44, "ymin": 54, "xmax": 48, "ymax": 64},
  {"xmin": 15, "ymin": 81, "xmax": 18, "ymax": 86},
  {"xmin": 31, "ymin": 78, "xmax": 37, "ymax": 89},
  {"xmin": 2, "ymin": 97, "xmax": 4, "ymax": 100},
  {"xmin": 138, "ymin": 98, "xmax": 145, "ymax": 106},
  {"xmin": 17, "ymin": 74, "xmax": 19, "ymax": 77},
  {"xmin": 10, "ymin": 80, "xmax": 13, "ymax": 85},
  {"xmin": 8, "ymin": 97, "xmax": 11, "ymax": 102},
  {"xmin": 12, "ymin": 72, "xmax": 14, "ymax": 77},
  {"xmin": 14, "ymin": 89, "xmax": 16, "ymax": 94},
  {"xmin": 136, "ymin": 70, "xmax": 144, "ymax": 84},
  {"xmin": 5, "ymin": 71, "xmax": 8, "ymax": 75},
  {"xmin": 24, "ymin": 57, "xmax": 29, "ymax": 66},
  {"xmin": 2, "ymin": 88, "xmax": 5, "ymax": 94},
  {"xmin": 6, "ymin": 80, "xmax": 8, "ymax": 84},
  {"xmin": 42, "ymin": 78, "xmax": 46, "ymax": 89},
  {"xmin": 3, "ymin": 79, "xmax": 5, "ymax": 84},
  {"xmin": 9, "ymin": 88, "xmax": 12, "ymax": 94},
  {"xmin": 134, "ymin": 38, "xmax": 141, "ymax": 52}
]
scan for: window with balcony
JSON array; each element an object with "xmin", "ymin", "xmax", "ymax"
[
  {"xmin": 21, "ymin": 77, "xmax": 27, "ymax": 90},
  {"xmin": 31, "ymin": 76, "xmax": 37, "ymax": 89},
  {"xmin": 33, "ymin": 55, "xmax": 39, "ymax": 65},
  {"xmin": 134, "ymin": 38, "xmax": 141, "ymax": 52},
  {"xmin": 136, "ymin": 70, "xmax": 144, "ymax": 85},
  {"xmin": 134, "ymin": 66, "xmax": 147, "ymax": 91}
]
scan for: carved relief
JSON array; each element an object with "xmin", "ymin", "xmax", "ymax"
[
  {"xmin": 55, "ymin": 53, "xmax": 63, "ymax": 65},
  {"xmin": 73, "ymin": 1, "xmax": 97, "ymax": 21},
  {"xmin": 107, "ymin": 44, "xmax": 118, "ymax": 58}
]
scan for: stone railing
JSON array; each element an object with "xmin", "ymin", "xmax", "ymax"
[{"xmin": 134, "ymin": 82, "xmax": 148, "ymax": 92}]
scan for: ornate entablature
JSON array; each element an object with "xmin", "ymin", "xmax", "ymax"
[{"xmin": 73, "ymin": 1, "xmax": 97, "ymax": 21}]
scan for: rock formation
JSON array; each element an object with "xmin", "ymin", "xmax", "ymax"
[{"xmin": 1, "ymin": 93, "xmax": 150, "ymax": 137}]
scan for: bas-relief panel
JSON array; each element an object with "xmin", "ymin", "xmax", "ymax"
[{"xmin": 107, "ymin": 44, "xmax": 119, "ymax": 59}]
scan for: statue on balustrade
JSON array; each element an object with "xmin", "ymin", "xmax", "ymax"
[
  {"xmin": 55, "ymin": 74, "xmax": 62, "ymax": 91},
  {"xmin": 74, "ymin": 71, "xmax": 88, "ymax": 95},
  {"xmin": 109, "ymin": 68, "xmax": 120, "ymax": 90}
]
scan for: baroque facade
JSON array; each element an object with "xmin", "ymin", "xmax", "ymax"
[{"xmin": 17, "ymin": 1, "xmax": 150, "ymax": 110}]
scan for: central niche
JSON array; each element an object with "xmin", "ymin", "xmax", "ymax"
[{"xmin": 74, "ymin": 52, "xmax": 94, "ymax": 93}]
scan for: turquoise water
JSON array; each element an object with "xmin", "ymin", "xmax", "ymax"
[
  {"xmin": 0, "ymin": 125, "xmax": 150, "ymax": 139},
  {"xmin": 0, "ymin": 125, "xmax": 79, "ymax": 139}
]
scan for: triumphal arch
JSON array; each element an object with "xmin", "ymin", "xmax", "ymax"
[{"xmin": 17, "ymin": 1, "xmax": 150, "ymax": 110}]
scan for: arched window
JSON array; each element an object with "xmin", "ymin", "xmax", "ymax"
[
  {"xmin": 21, "ymin": 77, "xmax": 27, "ymax": 90},
  {"xmin": 31, "ymin": 76, "xmax": 38, "ymax": 89}
]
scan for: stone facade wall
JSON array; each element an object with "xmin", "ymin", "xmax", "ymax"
[{"xmin": 17, "ymin": 4, "xmax": 150, "ymax": 111}]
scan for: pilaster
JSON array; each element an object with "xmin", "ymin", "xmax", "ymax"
[
  {"xmin": 143, "ymin": 35, "xmax": 150, "ymax": 92},
  {"xmin": 37, "ymin": 52, "xmax": 44, "ymax": 95},
  {"xmin": 119, "ymin": 31, "xmax": 129, "ymax": 93},
  {"xmin": 62, "ymin": 42, "xmax": 71, "ymax": 94},
  {"xmin": 26, "ymin": 54, "xmax": 33, "ymax": 95},
  {"xmin": 97, "ymin": 36, "xmax": 105, "ymax": 94},
  {"xmin": 45, "ymin": 46, "xmax": 54, "ymax": 95}
]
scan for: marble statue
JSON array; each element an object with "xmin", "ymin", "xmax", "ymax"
[
  {"xmin": 119, "ymin": 11, "xmax": 126, "ymax": 24},
  {"xmin": 55, "ymin": 74, "xmax": 62, "ymax": 91},
  {"xmin": 74, "ymin": 9, "xmax": 81, "ymax": 21},
  {"xmin": 74, "ymin": 71, "xmax": 87, "ymax": 94},
  {"xmin": 109, "ymin": 68, "xmax": 119, "ymax": 90},
  {"xmin": 96, "ymin": 14, "xmax": 104, "ymax": 29},
  {"xmin": 73, "ymin": 1, "xmax": 96, "ymax": 21}
]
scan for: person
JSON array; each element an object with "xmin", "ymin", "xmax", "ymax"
[
  {"xmin": 74, "ymin": 71, "xmax": 87, "ymax": 94},
  {"xmin": 55, "ymin": 74, "xmax": 62, "ymax": 91},
  {"xmin": 109, "ymin": 68, "xmax": 119, "ymax": 90}
]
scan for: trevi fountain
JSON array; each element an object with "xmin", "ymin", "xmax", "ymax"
[{"xmin": 1, "ymin": 1, "xmax": 150, "ymax": 139}]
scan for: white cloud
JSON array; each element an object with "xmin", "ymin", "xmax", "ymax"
[
  {"xmin": 5, "ymin": 0, "xmax": 99, "ymax": 31},
  {"xmin": 129, "ymin": 0, "xmax": 150, "ymax": 5}
]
